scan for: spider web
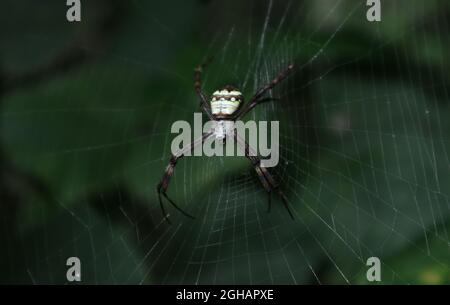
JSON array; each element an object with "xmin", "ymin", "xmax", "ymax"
[{"xmin": 1, "ymin": 0, "xmax": 449, "ymax": 284}]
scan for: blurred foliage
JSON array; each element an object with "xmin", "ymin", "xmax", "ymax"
[{"xmin": 0, "ymin": 0, "xmax": 449, "ymax": 284}]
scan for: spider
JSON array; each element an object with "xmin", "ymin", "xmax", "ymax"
[{"xmin": 156, "ymin": 60, "xmax": 295, "ymax": 223}]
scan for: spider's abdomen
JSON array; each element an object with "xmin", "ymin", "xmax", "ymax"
[
  {"xmin": 210, "ymin": 87, "xmax": 243, "ymax": 118},
  {"xmin": 211, "ymin": 99, "xmax": 239, "ymax": 115}
]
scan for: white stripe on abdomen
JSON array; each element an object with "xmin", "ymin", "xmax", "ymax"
[{"xmin": 211, "ymin": 100, "xmax": 240, "ymax": 115}]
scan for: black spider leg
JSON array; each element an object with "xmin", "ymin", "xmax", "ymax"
[
  {"xmin": 157, "ymin": 132, "xmax": 214, "ymax": 223},
  {"xmin": 235, "ymin": 133, "xmax": 294, "ymax": 219},
  {"xmin": 235, "ymin": 63, "xmax": 294, "ymax": 119},
  {"xmin": 194, "ymin": 58, "xmax": 215, "ymax": 120}
]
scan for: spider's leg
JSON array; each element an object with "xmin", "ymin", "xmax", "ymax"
[
  {"xmin": 235, "ymin": 135, "xmax": 273, "ymax": 212},
  {"xmin": 194, "ymin": 58, "xmax": 215, "ymax": 120},
  {"xmin": 235, "ymin": 64, "xmax": 294, "ymax": 119},
  {"xmin": 157, "ymin": 186, "xmax": 170, "ymax": 224},
  {"xmin": 233, "ymin": 97, "xmax": 280, "ymax": 120},
  {"xmin": 157, "ymin": 155, "xmax": 195, "ymax": 222},
  {"xmin": 254, "ymin": 163, "xmax": 272, "ymax": 213},
  {"xmin": 235, "ymin": 133, "xmax": 294, "ymax": 219},
  {"xmin": 258, "ymin": 165, "xmax": 294, "ymax": 219},
  {"xmin": 156, "ymin": 132, "xmax": 213, "ymax": 223}
]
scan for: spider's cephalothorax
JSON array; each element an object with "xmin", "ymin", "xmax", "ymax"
[
  {"xmin": 157, "ymin": 61, "xmax": 295, "ymax": 223},
  {"xmin": 210, "ymin": 85, "xmax": 243, "ymax": 119}
]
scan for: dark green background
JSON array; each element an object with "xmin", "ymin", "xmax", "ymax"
[{"xmin": 0, "ymin": 0, "xmax": 449, "ymax": 284}]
